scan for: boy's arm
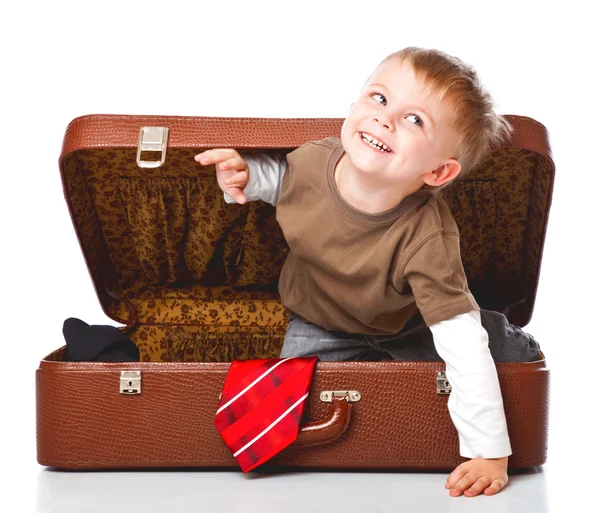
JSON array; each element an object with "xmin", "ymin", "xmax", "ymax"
[
  {"xmin": 194, "ymin": 150, "xmax": 287, "ymax": 205},
  {"xmin": 430, "ymin": 310, "xmax": 511, "ymax": 496},
  {"xmin": 430, "ymin": 310, "xmax": 511, "ymax": 458},
  {"xmin": 223, "ymin": 153, "xmax": 287, "ymax": 206},
  {"xmin": 403, "ymin": 231, "xmax": 509, "ymax": 496}
]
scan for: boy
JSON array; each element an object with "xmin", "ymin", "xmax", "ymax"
[{"xmin": 195, "ymin": 47, "xmax": 538, "ymax": 497}]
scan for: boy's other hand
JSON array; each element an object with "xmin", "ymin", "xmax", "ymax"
[
  {"xmin": 194, "ymin": 149, "xmax": 249, "ymax": 204},
  {"xmin": 445, "ymin": 456, "xmax": 508, "ymax": 497}
]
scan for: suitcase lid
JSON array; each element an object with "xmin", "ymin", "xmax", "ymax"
[{"xmin": 59, "ymin": 114, "xmax": 554, "ymax": 329}]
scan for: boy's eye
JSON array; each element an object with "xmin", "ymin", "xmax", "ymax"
[
  {"xmin": 407, "ymin": 114, "xmax": 423, "ymax": 127},
  {"xmin": 372, "ymin": 93, "xmax": 387, "ymax": 106}
]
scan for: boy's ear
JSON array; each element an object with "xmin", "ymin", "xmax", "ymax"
[{"xmin": 422, "ymin": 159, "xmax": 461, "ymax": 187}]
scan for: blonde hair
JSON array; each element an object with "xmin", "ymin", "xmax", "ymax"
[{"xmin": 379, "ymin": 47, "xmax": 512, "ymax": 185}]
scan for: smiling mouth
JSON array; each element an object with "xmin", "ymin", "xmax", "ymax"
[{"xmin": 361, "ymin": 132, "xmax": 392, "ymax": 153}]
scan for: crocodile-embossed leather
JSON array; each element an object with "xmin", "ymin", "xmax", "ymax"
[
  {"xmin": 61, "ymin": 115, "xmax": 345, "ymax": 154},
  {"xmin": 36, "ymin": 359, "xmax": 549, "ymax": 470}
]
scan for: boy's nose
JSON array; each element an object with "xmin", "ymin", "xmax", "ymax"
[{"xmin": 374, "ymin": 116, "xmax": 394, "ymax": 131}]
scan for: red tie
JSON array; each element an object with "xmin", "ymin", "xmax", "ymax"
[{"xmin": 214, "ymin": 357, "xmax": 318, "ymax": 473}]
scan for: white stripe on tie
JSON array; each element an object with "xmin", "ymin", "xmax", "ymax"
[
  {"xmin": 233, "ymin": 392, "xmax": 309, "ymax": 457},
  {"xmin": 216, "ymin": 357, "xmax": 293, "ymax": 414}
]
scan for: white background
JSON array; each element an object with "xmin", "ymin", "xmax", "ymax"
[{"xmin": 1, "ymin": 0, "xmax": 598, "ymax": 511}]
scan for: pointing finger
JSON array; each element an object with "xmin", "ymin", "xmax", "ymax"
[{"xmin": 194, "ymin": 149, "xmax": 240, "ymax": 166}]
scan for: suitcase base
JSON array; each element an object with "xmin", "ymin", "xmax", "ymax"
[{"xmin": 36, "ymin": 352, "xmax": 548, "ymax": 471}]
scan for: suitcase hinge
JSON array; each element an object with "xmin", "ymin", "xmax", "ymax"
[
  {"xmin": 120, "ymin": 371, "xmax": 142, "ymax": 395},
  {"xmin": 319, "ymin": 390, "xmax": 361, "ymax": 403},
  {"xmin": 436, "ymin": 371, "xmax": 452, "ymax": 395},
  {"xmin": 137, "ymin": 127, "xmax": 169, "ymax": 169}
]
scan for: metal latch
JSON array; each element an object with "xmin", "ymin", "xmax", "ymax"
[
  {"xmin": 137, "ymin": 127, "xmax": 169, "ymax": 169},
  {"xmin": 120, "ymin": 371, "xmax": 142, "ymax": 395},
  {"xmin": 320, "ymin": 390, "xmax": 361, "ymax": 403},
  {"xmin": 436, "ymin": 371, "xmax": 452, "ymax": 395}
]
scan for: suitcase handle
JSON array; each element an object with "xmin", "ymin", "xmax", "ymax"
[{"xmin": 293, "ymin": 395, "xmax": 352, "ymax": 447}]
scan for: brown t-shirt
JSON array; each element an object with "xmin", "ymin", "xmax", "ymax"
[{"xmin": 276, "ymin": 137, "xmax": 478, "ymax": 335}]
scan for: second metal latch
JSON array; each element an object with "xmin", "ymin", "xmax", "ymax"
[
  {"xmin": 436, "ymin": 371, "xmax": 452, "ymax": 395},
  {"xmin": 319, "ymin": 390, "xmax": 361, "ymax": 403}
]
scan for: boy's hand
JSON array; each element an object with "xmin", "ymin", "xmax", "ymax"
[
  {"xmin": 194, "ymin": 149, "xmax": 249, "ymax": 204},
  {"xmin": 445, "ymin": 456, "xmax": 508, "ymax": 497}
]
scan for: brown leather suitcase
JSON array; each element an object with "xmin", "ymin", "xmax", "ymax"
[{"xmin": 36, "ymin": 114, "xmax": 552, "ymax": 471}]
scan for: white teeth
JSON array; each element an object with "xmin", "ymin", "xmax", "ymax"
[{"xmin": 361, "ymin": 133, "xmax": 391, "ymax": 153}]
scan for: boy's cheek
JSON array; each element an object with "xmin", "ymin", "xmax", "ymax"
[
  {"xmin": 339, "ymin": 121, "xmax": 353, "ymax": 148},
  {"xmin": 340, "ymin": 117, "xmax": 351, "ymax": 136}
]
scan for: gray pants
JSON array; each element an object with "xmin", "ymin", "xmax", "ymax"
[{"xmin": 280, "ymin": 310, "xmax": 541, "ymax": 363}]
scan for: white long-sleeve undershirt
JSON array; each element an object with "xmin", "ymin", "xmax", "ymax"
[{"xmin": 430, "ymin": 310, "xmax": 511, "ymax": 458}]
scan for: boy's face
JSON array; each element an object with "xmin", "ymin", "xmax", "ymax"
[{"xmin": 340, "ymin": 59, "xmax": 458, "ymax": 188}]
